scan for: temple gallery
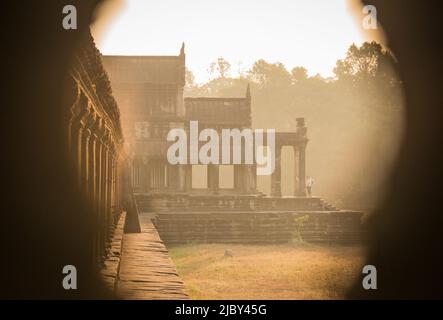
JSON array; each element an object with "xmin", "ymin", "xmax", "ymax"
[{"xmin": 164, "ymin": 120, "xmax": 276, "ymax": 175}]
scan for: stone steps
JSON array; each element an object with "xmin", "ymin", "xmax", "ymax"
[
  {"xmin": 135, "ymin": 193, "xmax": 329, "ymax": 213},
  {"xmin": 152, "ymin": 211, "xmax": 364, "ymax": 245},
  {"xmin": 134, "ymin": 193, "xmax": 364, "ymax": 246}
]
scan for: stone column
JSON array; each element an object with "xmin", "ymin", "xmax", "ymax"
[
  {"xmin": 107, "ymin": 151, "xmax": 114, "ymax": 222},
  {"xmin": 293, "ymin": 146, "xmax": 300, "ymax": 196},
  {"xmin": 207, "ymin": 165, "xmax": 219, "ymax": 194},
  {"xmin": 100, "ymin": 141, "xmax": 108, "ymax": 246},
  {"xmin": 248, "ymin": 164, "xmax": 257, "ymax": 193},
  {"xmin": 295, "ymin": 118, "xmax": 308, "ymax": 197},
  {"xmin": 243, "ymin": 165, "xmax": 250, "ymax": 193},
  {"xmin": 114, "ymin": 158, "xmax": 119, "ymax": 213},
  {"xmin": 138, "ymin": 159, "xmax": 146, "ymax": 192},
  {"xmin": 167, "ymin": 163, "xmax": 178, "ymax": 191},
  {"xmin": 96, "ymin": 139, "xmax": 103, "ymax": 259},
  {"xmin": 112, "ymin": 156, "xmax": 118, "ymax": 215},
  {"xmin": 297, "ymin": 143, "xmax": 307, "ymax": 196},
  {"xmin": 76, "ymin": 126, "xmax": 84, "ymax": 188},
  {"xmin": 89, "ymin": 134, "xmax": 97, "ymax": 208},
  {"xmin": 234, "ymin": 165, "xmax": 243, "ymax": 193},
  {"xmin": 133, "ymin": 160, "xmax": 140, "ymax": 189},
  {"xmin": 104, "ymin": 146, "xmax": 111, "ymax": 230},
  {"xmin": 153, "ymin": 161, "xmax": 158, "ymax": 189},
  {"xmin": 185, "ymin": 165, "xmax": 192, "ymax": 190},
  {"xmin": 81, "ymin": 129, "xmax": 91, "ymax": 193},
  {"xmin": 160, "ymin": 161, "xmax": 166, "ymax": 189},
  {"xmin": 177, "ymin": 165, "xmax": 186, "ymax": 192},
  {"xmin": 271, "ymin": 145, "xmax": 282, "ymax": 197},
  {"xmin": 144, "ymin": 162, "xmax": 150, "ymax": 192}
]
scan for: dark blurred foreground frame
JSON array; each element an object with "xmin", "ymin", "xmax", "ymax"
[
  {"xmin": 0, "ymin": 0, "xmax": 442, "ymax": 299},
  {"xmin": 1, "ymin": 0, "xmax": 112, "ymax": 299},
  {"xmin": 349, "ymin": 0, "xmax": 443, "ymax": 299}
]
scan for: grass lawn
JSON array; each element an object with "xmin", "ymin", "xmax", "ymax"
[{"xmin": 168, "ymin": 243, "xmax": 366, "ymax": 300}]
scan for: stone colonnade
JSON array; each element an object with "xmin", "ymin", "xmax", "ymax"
[
  {"xmin": 69, "ymin": 52, "xmax": 125, "ymax": 266},
  {"xmin": 132, "ymin": 118, "xmax": 307, "ymax": 196},
  {"xmin": 132, "ymin": 161, "xmax": 257, "ymax": 195}
]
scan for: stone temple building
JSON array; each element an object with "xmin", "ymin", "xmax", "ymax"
[
  {"xmin": 102, "ymin": 44, "xmax": 363, "ymax": 245},
  {"xmin": 102, "ymin": 44, "xmax": 308, "ymax": 198}
]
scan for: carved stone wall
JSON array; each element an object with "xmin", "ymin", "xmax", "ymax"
[{"xmin": 67, "ymin": 32, "xmax": 126, "ymax": 265}]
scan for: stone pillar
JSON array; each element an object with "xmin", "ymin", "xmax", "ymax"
[
  {"xmin": 88, "ymin": 134, "xmax": 97, "ymax": 205},
  {"xmin": 271, "ymin": 145, "xmax": 282, "ymax": 197},
  {"xmin": 167, "ymin": 163, "xmax": 178, "ymax": 191},
  {"xmin": 96, "ymin": 140, "xmax": 103, "ymax": 259},
  {"xmin": 93, "ymin": 142, "xmax": 100, "ymax": 259},
  {"xmin": 143, "ymin": 162, "xmax": 150, "ymax": 192},
  {"xmin": 137, "ymin": 159, "xmax": 146, "ymax": 192},
  {"xmin": 207, "ymin": 165, "xmax": 219, "ymax": 194},
  {"xmin": 293, "ymin": 146, "xmax": 300, "ymax": 196},
  {"xmin": 82, "ymin": 129, "xmax": 91, "ymax": 193},
  {"xmin": 104, "ymin": 146, "xmax": 111, "ymax": 229},
  {"xmin": 100, "ymin": 141, "xmax": 108, "ymax": 246},
  {"xmin": 234, "ymin": 165, "xmax": 244, "ymax": 193},
  {"xmin": 177, "ymin": 165, "xmax": 186, "ymax": 192},
  {"xmin": 114, "ymin": 158, "xmax": 119, "ymax": 214},
  {"xmin": 112, "ymin": 156, "xmax": 118, "ymax": 214},
  {"xmin": 248, "ymin": 164, "xmax": 257, "ymax": 193},
  {"xmin": 151, "ymin": 164, "xmax": 158, "ymax": 189},
  {"xmin": 185, "ymin": 165, "xmax": 192, "ymax": 190},
  {"xmin": 107, "ymin": 151, "xmax": 114, "ymax": 222},
  {"xmin": 160, "ymin": 161, "xmax": 166, "ymax": 189},
  {"xmin": 76, "ymin": 126, "xmax": 84, "ymax": 188},
  {"xmin": 243, "ymin": 165, "xmax": 250, "ymax": 193},
  {"xmin": 295, "ymin": 118, "xmax": 308, "ymax": 196},
  {"xmin": 297, "ymin": 143, "xmax": 307, "ymax": 196},
  {"xmin": 148, "ymin": 161, "xmax": 153, "ymax": 189}
]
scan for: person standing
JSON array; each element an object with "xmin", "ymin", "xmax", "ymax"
[{"xmin": 306, "ymin": 176, "xmax": 314, "ymax": 197}]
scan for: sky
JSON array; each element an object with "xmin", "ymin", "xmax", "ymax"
[{"xmin": 92, "ymin": 0, "xmax": 381, "ymax": 83}]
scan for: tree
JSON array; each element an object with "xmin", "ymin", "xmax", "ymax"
[
  {"xmin": 208, "ymin": 57, "xmax": 231, "ymax": 79},
  {"xmin": 291, "ymin": 66, "xmax": 308, "ymax": 83},
  {"xmin": 248, "ymin": 59, "xmax": 291, "ymax": 87},
  {"xmin": 185, "ymin": 68, "xmax": 196, "ymax": 89},
  {"xmin": 333, "ymin": 41, "xmax": 397, "ymax": 83},
  {"xmin": 184, "ymin": 42, "xmax": 404, "ymax": 209}
]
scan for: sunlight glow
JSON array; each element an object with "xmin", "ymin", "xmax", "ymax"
[{"xmin": 93, "ymin": 0, "xmax": 377, "ymax": 83}]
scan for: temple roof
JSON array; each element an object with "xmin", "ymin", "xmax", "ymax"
[
  {"xmin": 185, "ymin": 96, "xmax": 251, "ymax": 126},
  {"xmin": 102, "ymin": 53, "xmax": 185, "ymax": 85}
]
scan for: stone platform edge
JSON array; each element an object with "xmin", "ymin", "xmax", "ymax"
[{"xmin": 100, "ymin": 211, "xmax": 127, "ymax": 292}]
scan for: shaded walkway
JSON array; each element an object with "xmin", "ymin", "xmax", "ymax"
[{"xmin": 116, "ymin": 215, "xmax": 189, "ymax": 300}]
